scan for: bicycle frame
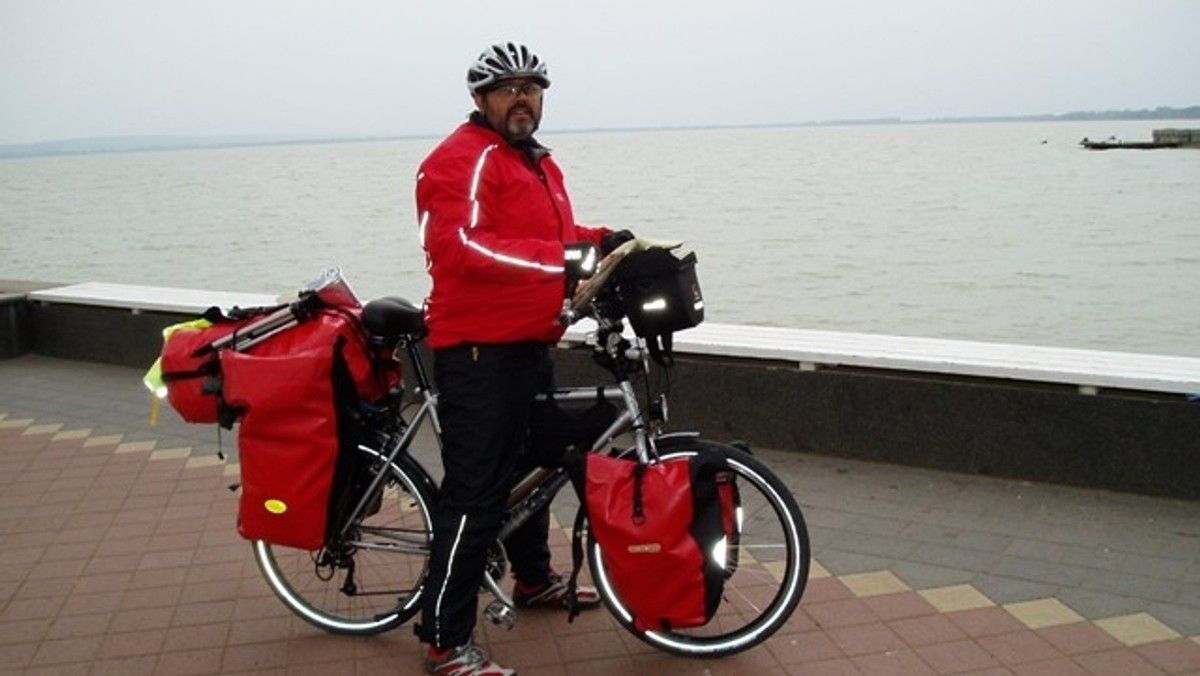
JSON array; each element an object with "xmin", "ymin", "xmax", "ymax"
[
  {"xmin": 333, "ymin": 312, "xmax": 663, "ymax": 580},
  {"xmin": 334, "ymin": 336, "xmax": 440, "ymax": 551}
]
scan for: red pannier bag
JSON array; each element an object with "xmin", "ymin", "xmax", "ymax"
[
  {"xmin": 158, "ymin": 316, "xmax": 259, "ymax": 423},
  {"xmin": 221, "ymin": 309, "xmax": 398, "ymax": 550},
  {"xmin": 566, "ymin": 446, "xmax": 733, "ymax": 631}
]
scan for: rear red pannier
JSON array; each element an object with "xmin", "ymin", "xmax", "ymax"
[
  {"xmin": 221, "ymin": 309, "xmax": 396, "ymax": 550},
  {"xmin": 149, "ymin": 269, "xmax": 401, "ymax": 551}
]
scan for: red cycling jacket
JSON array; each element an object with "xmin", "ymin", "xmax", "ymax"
[{"xmin": 416, "ymin": 116, "xmax": 609, "ymax": 349}]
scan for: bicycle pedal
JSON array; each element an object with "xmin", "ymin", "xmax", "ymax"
[{"xmin": 484, "ymin": 600, "xmax": 517, "ymax": 630}]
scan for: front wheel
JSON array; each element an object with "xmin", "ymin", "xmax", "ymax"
[
  {"xmin": 252, "ymin": 441, "xmax": 437, "ymax": 635},
  {"xmin": 589, "ymin": 439, "xmax": 810, "ymax": 657}
]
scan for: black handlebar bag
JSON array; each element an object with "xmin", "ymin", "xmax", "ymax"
[{"xmin": 613, "ymin": 249, "xmax": 704, "ymax": 364}]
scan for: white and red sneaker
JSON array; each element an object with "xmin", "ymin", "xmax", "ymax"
[
  {"xmin": 513, "ymin": 571, "xmax": 601, "ymax": 610},
  {"xmin": 425, "ymin": 642, "xmax": 515, "ymax": 676}
]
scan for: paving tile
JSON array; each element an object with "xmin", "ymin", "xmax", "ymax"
[
  {"xmin": 770, "ymin": 630, "xmax": 842, "ymax": 664},
  {"xmin": 862, "ymin": 591, "xmax": 939, "ymax": 622},
  {"xmin": 114, "ymin": 439, "xmax": 157, "ymax": 454},
  {"xmin": 842, "ymin": 570, "xmax": 911, "ymax": 598},
  {"xmin": 803, "ymin": 576, "xmax": 855, "ymax": 603},
  {"xmin": 1010, "ymin": 657, "xmax": 1091, "ymax": 675},
  {"xmin": 150, "ymin": 446, "xmax": 192, "ymax": 461},
  {"xmin": 921, "ymin": 584, "xmax": 996, "ymax": 613},
  {"xmin": 947, "ymin": 607, "xmax": 1029, "ymax": 639},
  {"xmin": 153, "ymin": 646, "xmax": 225, "ymax": 676},
  {"xmin": 809, "ymin": 559, "xmax": 833, "ymax": 579},
  {"xmin": 51, "ymin": 428, "xmax": 92, "ymax": 441},
  {"xmin": 42, "ymin": 612, "xmax": 110, "ymax": 640},
  {"xmin": 1097, "ymin": 613, "xmax": 1183, "ymax": 647},
  {"xmin": 29, "ymin": 634, "xmax": 104, "ymax": 667},
  {"xmin": 0, "ymin": 641, "xmax": 39, "ymax": 671},
  {"xmin": 805, "ymin": 598, "xmax": 879, "ymax": 629},
  {"xmin": 976, "ymin": 630, "xmax": 1062, "ymax": 666},
  {"xmin": 907, "ymin": 542, "xmax": 1006, "ymax": 573},
  {"xmin": 87, "ymin": 654, "xmax": 160, "ymax": 676},
  {"xmin": 914, "ymin": 638, "xmax": 1001, "ymax": 674},
  {"xmin": 1081, "ymin": 569, "xmax": 1187, "ymax": 606},
  {"xmin": 971, "ymin": 574, "xmax": 1061, "ymax": 607},
  {"xmin": 1058, "ymin": 587, "xmax": 1157, "ymax": 625},
  {"xmin": 83, "ymin": 433, "xmax": 124, "ymax": 447},
  {"xmin": 888, "ymin": 561, "xmax": 978, "ymax": 591},
  {"xmin": 1005, "ymin": 598, "xmax": 1086, "ymax": 629},
  {"xmin": 184, "ymin": 453, "xmax": 223, "ymax": 469},
  {"xmin": 97, "ymin": 628, "xmax": 168, "ymax": 659},
  {"xmin": 1073, "ymin": 648, "xmax": 1166, "ymax": 676},
  {"xmin": 23, "ymin": 423, "xmax": 63, "ymax": 436},
  {"xmin": 826, "ymin": 623, "xmax": 908, "ymax": 657},
  {"xmin": 850, "ymin": 648, "xmax": 936, "ymax": 676},
  {"xmin": 1135, "ymin": 638, "xmax": 1200, "ymax": 674},
  {"xmin": 1038, "ymin": 621, "xmax": 1124, "ymax": 656},
  {"xmin": 1146, "ymin": 602, "xmax": 1200, "ymax": 640},
  {"xmin": 890, "ymin": 613, "xmax": 969, "ymax": 648},
  {"xmin": 0, "ymin": 618, "xmax": 52, "ymax": 645}
]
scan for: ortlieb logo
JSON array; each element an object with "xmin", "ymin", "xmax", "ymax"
[{"xmin": 627, "ymin": 543, "xmax": 662, "ymax": 554}]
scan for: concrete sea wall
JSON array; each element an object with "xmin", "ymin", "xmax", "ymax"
[{"xmin": 4, "ymin": 280, "xmax": 1198, "ymax": 500}]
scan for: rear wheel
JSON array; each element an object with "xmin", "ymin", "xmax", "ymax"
[
  {"xmin": 252, "ymin": 442, "xmax": 436, "ymax": 635},
  {"xmin": 589, "ymin": 439, "xmax": 809, "ymax": 656}
]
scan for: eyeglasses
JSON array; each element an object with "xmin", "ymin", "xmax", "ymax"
[{"xmin": 489, "ymin": 81, "xmax": 544, "ymax": 99}]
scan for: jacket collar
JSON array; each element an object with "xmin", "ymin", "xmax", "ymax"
[{"xmin": 468, "ymin": 111, "xmax": 550, "ymax": 163}]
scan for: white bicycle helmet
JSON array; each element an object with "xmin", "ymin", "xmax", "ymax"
[{"xmin": 467, "ymin": 42, "xmax": 550, "ymax": 93}]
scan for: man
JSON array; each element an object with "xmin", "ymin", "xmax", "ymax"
[{"xmin": 414, "ymin": 42, "xmax": 629, "ymax": 676}]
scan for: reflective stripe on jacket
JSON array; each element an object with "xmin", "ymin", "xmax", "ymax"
[{"xmin": 416, "ymin": 118, "xmax": 608, "ymax": 349}]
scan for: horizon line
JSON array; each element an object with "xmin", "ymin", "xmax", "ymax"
[{"xmin": 4, "ymin": 106, "xmax": 1199, "ymax": 158}]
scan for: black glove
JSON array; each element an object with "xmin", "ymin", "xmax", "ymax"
[
  {"xmin": 563, "ymin": 242, "xmax": 599, "ymax": 280},
  {"xmin": 600, "ymin": 229, "xmax": 635, "ymax": 256}
]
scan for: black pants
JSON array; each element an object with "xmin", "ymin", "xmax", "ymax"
[{"xmin": 415, "ymin": 342, "xmax": 554, "ymax": 650}]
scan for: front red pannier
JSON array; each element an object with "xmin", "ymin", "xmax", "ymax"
[{"xmin": 568, "ymin": 447, "xmax": 732, "ymax": 631}]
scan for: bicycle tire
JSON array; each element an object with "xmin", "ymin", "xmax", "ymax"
[
  {"xmin": 588, "ymin": 438, "xmax": 810, "ymax": 657},
  {"xmin": 252, "ymin": 441, "xmax": 437, "ymax": 636}
]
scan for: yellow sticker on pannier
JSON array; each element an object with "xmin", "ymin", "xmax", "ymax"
[{"xmin": 264, "ymin": 499, "xmax": 288, "ymax": 514}]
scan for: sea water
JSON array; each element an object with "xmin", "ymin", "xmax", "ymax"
[{"xmin": 2, "ymin": 119, "xmax": 1198, "ymax": 357}]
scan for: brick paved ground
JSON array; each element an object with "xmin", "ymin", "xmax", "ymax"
[{"xmin": 1, "ymin": 354, "xmax": 1198, "ymax": 675}]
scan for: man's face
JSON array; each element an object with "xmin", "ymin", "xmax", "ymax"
[{"xmin": 473, "ymin": 78, "xmax": 544, "ymax": 142}]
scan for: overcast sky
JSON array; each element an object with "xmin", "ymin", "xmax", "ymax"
[{"xmin": 2, "ymin": 0, "xmax": 1198, "ymax": 145}]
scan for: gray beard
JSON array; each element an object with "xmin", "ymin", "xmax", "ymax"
[{"xmin": 504, "ymin": 116, "xmax": 538, "ymax": 142}]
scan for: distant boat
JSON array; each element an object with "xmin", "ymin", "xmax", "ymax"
[
  {"xmin": 1080, "ymin": 128, "xmax": 1198, "ymax": 150},
  {"xmin": 1080, "ymin": 138, "xmax": 1179, "ymax": 150}
]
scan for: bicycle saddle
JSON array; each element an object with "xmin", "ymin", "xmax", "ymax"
[{"xmin": 362, "ymin": 296, "xmax": 426, "ymax": 338}]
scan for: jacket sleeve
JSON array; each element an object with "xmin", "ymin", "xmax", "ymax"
[
  {"xmin": 572, "ymin": 222, "xmax": 612, "ymax": 249},
  {"xmin": 417, "ymin": 155, "xmax": 567, "ymax": 285}
]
